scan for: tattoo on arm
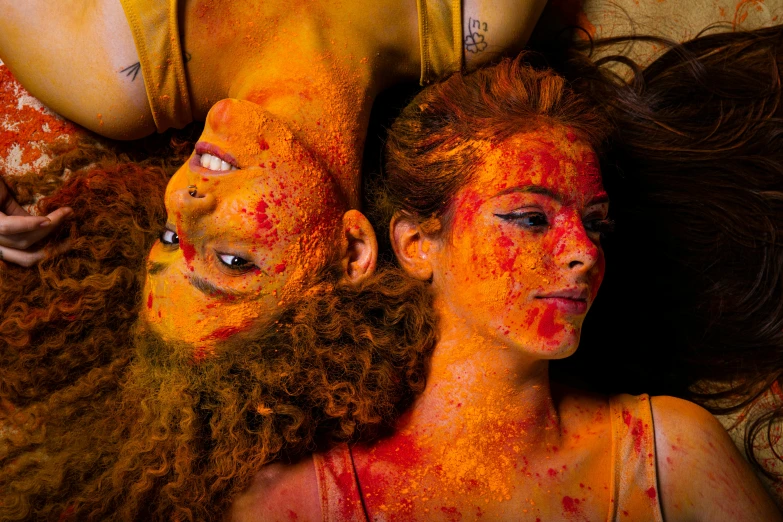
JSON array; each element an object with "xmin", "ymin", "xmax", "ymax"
[
  {"xmin": 120, "ymin": 62, "xmax": 141, "ymax": 81},
  {"xmin": 120, "ymin": 51, "xmax": 190, "ymax": 81},
  {"xmin": 465, "ymin": 18, "xmax": 488, "ymax": 53}
]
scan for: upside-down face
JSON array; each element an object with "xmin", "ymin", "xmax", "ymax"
[
  {"xmin": 430, "ymin": 126, "xmax": 608, "ymax": 358},
  {"xmin": 142, "ymin": 99, "xmax": 344, "ymax": 359}
]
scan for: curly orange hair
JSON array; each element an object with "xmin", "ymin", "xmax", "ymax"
[{"xmin": 0, "ymin": 139, "xmax": 437, "ymax": 521}]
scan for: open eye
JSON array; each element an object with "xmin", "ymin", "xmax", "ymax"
[
  {"xmin": 584, "ymin": 216, "xmax": 615, "ymax": 236},
  {"xmin": 495, "ymin": 211, "xmax": 549, "ymax": 229},
  {"xmin": 160, "ymin": 229, "xmax": 179, "ymax": 246},
  {"xmin": 217, "ymin": 253, "xmax": 254, "ymax": 271}
]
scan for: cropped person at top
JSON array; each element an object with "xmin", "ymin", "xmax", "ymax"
[{"xmin": 0, "ymin": 0, "xmax": 546, "ymax": 348}]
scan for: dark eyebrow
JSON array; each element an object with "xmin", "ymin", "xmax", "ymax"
[
  {"xmin": 493, "ymin": 185, "xmax": 562, "ymax": 202},
  {"xmin": 147, "ymin": 261, "xmax": 168, "ymax": 275},
  {"xmin": 190, "ymin": 275, "xmax": 252, "ymax": 299},
  {"xmin": 493, "ymin": 186, "xmax": 610, "ymax": 207}
]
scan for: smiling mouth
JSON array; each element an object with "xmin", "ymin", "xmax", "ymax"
[{"xmin": 194, "ymin": 141, "xmax": 240, "ymax": 172}]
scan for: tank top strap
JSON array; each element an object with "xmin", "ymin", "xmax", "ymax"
[
  {"xmin": 118, "ymin": 0, "xmax": 193, "ymax": 132},
  {"xmin": 313, "ymin": 443, "xmax": 370, "ymax": 522},
  {"xmin": 607, "ymin": 394, "xmax": 665, "ymax": 522},
  {"xmin": 417, "ymin": 0, "xmax": 464, "ymax": 85}
]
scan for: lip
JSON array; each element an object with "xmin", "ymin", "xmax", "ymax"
[
  {"xmin": 192, "ymin": 141, "xmax": 240, "ymax": 172},
  {"xmin": 536, "ymin": 288, "xmax": 589, "ymax": 314}
]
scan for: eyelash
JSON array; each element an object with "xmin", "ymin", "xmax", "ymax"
[
  {"xmin": 160, "ymin": 229, "xmax": 179, "ymax": 246},
  {"xmin": 160, "ymin": 229, "xmax": 257, "ymax": 272},
  {"xmin": 217, "ymin": 253, "xmax": 256, "ymax": 273},
  {"xmin": 495, "ymin": 212, "xmax": 615, "ymax": 237}
]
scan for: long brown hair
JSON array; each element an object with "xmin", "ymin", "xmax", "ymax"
[
  {"xmin": 0, "ymin": 137, "xmax": 437, "ymax": 521},
  {"xmin": 552, "ymin": 25, "xmax": 783, "ymax": 478}
]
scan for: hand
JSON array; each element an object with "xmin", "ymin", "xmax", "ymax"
[{"xmin": 0, "ymin": 178, "xmax": 72, "ymax": 267}]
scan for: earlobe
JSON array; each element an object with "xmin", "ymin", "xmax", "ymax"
[
  {"xmin": 339, "ymin": 210, "xmax": 378, "ymax": 284},
  {"xmin": 390, "ymin": 214, "xmax": 434, "ymax": 281}
]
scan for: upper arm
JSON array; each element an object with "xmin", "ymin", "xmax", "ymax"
[
  {"xmin": 462, "ymin": 0, "xmax": 549, "ymax": 71},
  {"xmin": 0, "ymin": 0, "xmax": 155, "ymax": 139},
  {"xmin": 227, "ymin": 457, "xmax": 322, "ymax": 522},
  {"xmin": 652, "ymin": 396, "xmax": 782, "ymax": 522}
]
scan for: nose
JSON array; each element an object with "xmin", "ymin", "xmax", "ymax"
[
  {"xmin": 206, "ymin": 98, "xmax": 255, "ymax": 135},
  {"xmin": 170, "ymin": 188, "xmax": 217, "ymax": 223},
  {"xmin": 554, "ymin": 217, "xmax": 600, "ymax": 274}
]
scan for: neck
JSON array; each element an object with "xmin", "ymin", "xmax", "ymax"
[
  {"xmin": 404, "ymin": 312, "xmax": 562, "ymax": 451},
  {"xmin": 186, "ymin": 0, "xmax": 421, "ymax": 208}
]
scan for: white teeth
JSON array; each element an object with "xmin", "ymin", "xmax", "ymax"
[{"xmin": 199, "ymin": 153, "xmax": 238, "ymax": 172}]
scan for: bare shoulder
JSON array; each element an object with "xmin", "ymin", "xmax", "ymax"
[
  {"xmin": 227, "ymin": 456, "xmax": 322, "ymax": 522},
  {"xmin": 0, "ymin": 0, "xmax": 154, "ymax": 139},
  {"xmin": 462, "ymin": 0, "xmax": 549, "ymax": 71},
  {"xmin": 651, "ymin": 396, "xmax": 782, "ymax": 522}
]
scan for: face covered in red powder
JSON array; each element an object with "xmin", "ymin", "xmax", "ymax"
[
  {"xmin": 429, "ymin": 126, "xmax": 608, "ymax": 359},
  {"xmin": 143, "ymin": 99, "xmax": 344, "ymax": 358}
]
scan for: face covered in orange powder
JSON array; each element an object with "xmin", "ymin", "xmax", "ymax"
[
  {"xmin": 142, "ymin": 99, "xmax": 345, "ymax": 359},
  {"xmin": 427, "ymin": 126, "xmax": 609, "ymax": 359}
]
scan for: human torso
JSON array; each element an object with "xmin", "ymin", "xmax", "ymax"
[{"xmin": 311, "ymin": 393, "xmax": 663, "ymax": 522}]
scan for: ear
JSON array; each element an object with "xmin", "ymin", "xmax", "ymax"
[
  {"xmin": 390, "ymin": 214, "xmax": 434, "ymax": 281},
  {"xmin": 338, "ymin": 209, "xmax": 378, "ymax": 284}
]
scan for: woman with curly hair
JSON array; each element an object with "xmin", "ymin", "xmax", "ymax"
[
  {"xmin": 235, "ymin": 56, "xmax": 781, "ymax": 521},
  {"xmin": 0, "ymin": 140, "xmax": 439, "ymax": 521}
]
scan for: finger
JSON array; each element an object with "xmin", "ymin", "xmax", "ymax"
[
  {"xmin": 0, "ymin": 208, "xmax": 73, "ymax": 249},
  {"xmin": 43, "ymin": 206, "xmax": 74, "ymax": 226},
  {"xmin": 2, "ymin": 195, "xmax": 33, "ymax": 217},
  {"xmin": 0, "ymin": 245, "xmax": 46, "ymax": 268},
  {"xmin": 0, "ymin": 240, "xmax": 72, "ymax": 268},
  {"xmin": 0, "ymin": 213, "xmax": 51, "ymax": 235}
]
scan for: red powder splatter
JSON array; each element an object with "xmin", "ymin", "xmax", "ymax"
[
  {"xmin": 258, "ymin": 138, "xmax": 270, "ymax": 151},
  {"xmin": 0, "ymin": 66, "xmax": 82, "ymax": 172},
  {"xmin": 179, "ymin": 237, "xmax": 197, "ymax": 270},
  {"xmin": 537, "ymin": 304, "xmax": 564, "ymax": 339},
  {"xmin": 255, "ymin": 200, "xmax": 273, "ymax": 230},
  {"xmin": 631, "ymin": 419, "xmax": 645, "ymax": 455},
  {"xmin": 440, "ymin": 506, "xmax": 462, "ymax": 521},
  {"xmin": 192, "ymin": 346, "xmax": 208, "ymax": 362},
  {"xmin": 200, "ymin": 320, "xmax": 255, "ymax": 343},
  {"xmin": 274, "ymin": 262, "xmax": 287, "ymax": 274},
  {"xmin": 146, "ymin": 292, "xmax": 154, "ymax": 309},
  {"xmin": 548, "ymin": 468, "xmax": 558, "ymax": 477},
  {"xmin": 562, "ymin": 496, "xmax": 581, "ymax": 515},
  {"xmin": 524, "ymin": 307, "xmax": 541, "ymax": 329},
  {"xmin": 497, "ymin": 235, "xmax": 514, "ymax": 248},
  {"xmin": 646, "ymin": 487, "xmax": 657, "ymax": 500}
]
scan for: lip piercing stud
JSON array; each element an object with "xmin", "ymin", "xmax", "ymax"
[{"xmin": 187, "ymin": 185, "xmax": 198, "ymax": 197}]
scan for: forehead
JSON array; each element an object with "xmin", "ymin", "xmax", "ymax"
[{"xmin": 474, "ymin": 127, "xmax": 602, "ymax": 200}]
